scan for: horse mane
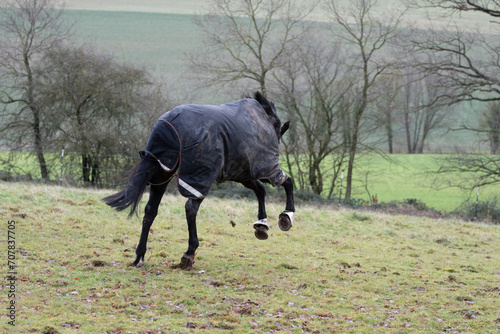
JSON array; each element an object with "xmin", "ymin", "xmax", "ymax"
[
  {"xmin": 252, "ymin": 91, "xmax": 276, "ymax": 117},
  {"xmin": 248, "ymin": 91, "xmax": 284, "ymax": 140}
]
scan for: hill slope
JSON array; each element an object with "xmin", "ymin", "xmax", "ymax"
[{"xmin": 1, "ymin": 182, "xmax": 499, "ymax": 332}]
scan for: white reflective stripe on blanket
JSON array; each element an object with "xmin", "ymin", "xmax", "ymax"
[{"xmin": 178, "ymin": 178, "xmax": 204, "ymax": 198}]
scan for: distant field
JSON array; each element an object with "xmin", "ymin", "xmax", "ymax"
[
  {"xmin": 67, "ymin": 10, "xmax": 203, "ymax": 82},
  {"xmin": 64, "ymin": 0, "xmax": 204, "ymax": 15},
  {"xmin": 288, "ymin": 154, "xmax": 498, "ymax": 213},
  {"xmin": 2, "ymin": 151, "xmax": 497, "ymax": 213},
  {"xmin": 64, "ymin": 0, "xmax": 493, "ymax": 78},
  {"xmin": 64, "ymin": 5, "xmax": 490, "ymax": 146},
  {"xmin": 350, "ymin": 154, "xmax": 497, "ymax": 212},
  {"xmin": 62, "ymin": 0, "xmax": 488, "ymax": 28}
]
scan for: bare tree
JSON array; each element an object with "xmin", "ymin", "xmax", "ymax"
[
  {"xmin": 371, "ymin": 72, "xmax": 402, "ymax": 154},
  {"xmin": 0, "ymin": 0, "xmax": 70, "ymax": 179},
  {"xmin": 408, "ymin": 0, "xmax": 500, "ymax": 105},
  {"xmin": 274, "ymin": 33, "xmax": 353, "ymax": 196},
  {"xmin": 35, "ymin": 45, "xmax": 163, "ymax": 186},
  {"xmin": 324, "ymin": 0, "xmax": 405, "ymax": 199},
  {"xmin": 190, "ymin": 0, "xmax": 318, "ymax": 96},
  {"xmin": 411, "ymin": 1, "xmax": 500, "ymax": 188},
  {"xmin": 413, "ymin": 0, "xmax": 500, "ymax": 17},
  {"xmin": 399, "ymin": 70, "xmax": 453, "ymax": 153},
  {"xmin": 480, "ymin": 101, "xmax": 500, "ymax": 154},
  {"xmin": 372, "ymin": 68, "xmax": 456, "ymax": 154},
  {"xmin": 435, "ymin": 154, "xmax": 500, "ymax": 189}
]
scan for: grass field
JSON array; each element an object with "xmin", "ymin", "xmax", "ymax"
[
  {"xmin": 2, "ymin": 151, "xmax": 497, "ymax": 213},
  {"xmin": 0, "ymin": 182, "xmax": 499, "ymax": 333},
  {"xmin": 63, "ymin": 0, "xmax": 204, "ymax": 15},
  {"xmin": 62, "ymin": 0, "xmax": 488, "ymax": 27},
  {"xmin": 349, "ymin": 154, "xmax": 498, "ymax": 212},
  {"xmin": 64, "ymin": 1, "xmax": 491, "ymax": 82},
  {"xmin": 63, "ymin": 0, "xmax": 405, "ymax": 17},
  {"xmin": 66, "ymin": 10, "xmax": 203, "ymax": 82}
]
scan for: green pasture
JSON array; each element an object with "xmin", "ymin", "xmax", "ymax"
[
  {"xmin": 63, "ymin": 0, "xmax": 203, "ymax": 15},
  {"xmin": 349, "ymin": 154, "xmax": 498, "ymax": 212},
  {"xmin": 67, "ymin": 10, "xmax": 203, "ymax": 80},
  {"xmin": 63, "ymin": 0, "xmax": 488, "ymax": 28},
  {"xmin": 286, "ymin": 153, "xmax": 497, "ymax": 213},
  {"xmin": 0, "ymin": 182, "xmax": 499, "ymax": 333},
  {"xmin": 64, "ymin": 1, "xmax": 493, "ymax": 82},
  {"xmin": 2, "ymin": 151, "xmax": 498, "ymax": 213}
]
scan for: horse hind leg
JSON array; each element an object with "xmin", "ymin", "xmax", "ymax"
[
  {"xmin": 278, "ymin": 177, "xmax": 295, "ymax": 231},
  {"xmin": 172, "ymin": 198, "xmax": 203, "ymax": 270},
  {"xmin": 132, "ymin": 180, "xmax": 169, "ymax": 267}
]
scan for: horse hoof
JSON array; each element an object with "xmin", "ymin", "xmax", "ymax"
[
  {"xmin": 172, "ymin": 255, "xmax": 195, "ymax": 270},
  {"xmin": 131, "ymin": 258, "xmax": 144, "ymax": 267},
  {"xmin": 253, "ymin": 219, "xmax": 269, "ymax": 240},
  {"xmin": 278, "ymin": 211, "xmax": 294, "ymax": 231},
  {"xmin": 254, "ymin": 226, "xmax": 269, "ymax": 240}
]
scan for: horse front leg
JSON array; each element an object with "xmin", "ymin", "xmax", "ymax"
[
  {"xmin": 278, "ymin": 176, "xmax": 295, "ymax": 231},
  {"xmin": 172, "ymin": 198, "xmax": 203, "ymax": 270},
  {"xmin": 242, "ymin": 180, "xmax": 269, "ymax": 240},
  {"xmin": 132, "ymin": 181, "xmax": 169, "ymax": 267}
]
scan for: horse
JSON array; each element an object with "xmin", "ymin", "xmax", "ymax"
[{"xmin": 103, "ymin": 92, "xmax": 295, "ymax": 270}]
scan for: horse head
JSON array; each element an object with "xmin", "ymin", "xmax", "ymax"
[{"xmin": 252, "ymin": 91, "xmax": 290, "ymax": 140}]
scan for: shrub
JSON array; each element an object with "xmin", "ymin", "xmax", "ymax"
[{"xmin": 454, "ymin": 196, "xmax": 500, "ymax": 224}]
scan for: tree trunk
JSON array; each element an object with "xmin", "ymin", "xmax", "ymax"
[
  {"xmin": 345, "ymin": 146, "xmax": 356, "ymax": 199},
  {"xmin": 345, "ymin": 109, "xmax": 363, "ymax": 199},
  {"xmin": 27, "ymin": 48, "xmax": 49, "ymax": 179},
  {"xmin": 82, "ymin": 154, "xmax": 91, "ymax": 184},
  {"xmin": 491, "ymin": 139, "xmax": 499, "ymax": 155},
  {"xmin": 90, "ymin": 142, "xmax": 102, "ymax": 185},
  {"xmin": 345, "ymin": 50, "xmax": 369, "ymax": 199},
  {"xmin": 417, "ymin": 137, "xmax": 425, "ymax": 154},
  {"xmin": 404, "ymin": 111, "xmax": 413, "ymax": 154},
  {"xmin": 386, "ymin": 112, "xmax": 393, "ymax": 154},
  {"xmin": 91, "ymin": 158, "xmax": 99, "ymax": 186},
  {"xmin": 308, "ymin": 161, "xmax": 323, "ymax": 195},
  {"xmin": 32, "ymin": 111, "xmax": 49, "ymax": 179}
]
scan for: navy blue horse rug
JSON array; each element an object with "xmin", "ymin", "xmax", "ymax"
[
  {"xmin": 141, "ymin": 97, "xmax": 287, "ymax": 198},
  {"xmin": 103, "ymin": 92, "xmax": 295, "ymax": 270}
]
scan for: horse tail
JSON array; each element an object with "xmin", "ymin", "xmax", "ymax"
[{"xmin": 103, "ymin": 158, "xmax": 159, "ymax": 217}]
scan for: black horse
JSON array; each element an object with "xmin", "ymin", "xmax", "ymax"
[{"xmin": 103, "ymin": 92, "xmax": 295, "ymax": 270}]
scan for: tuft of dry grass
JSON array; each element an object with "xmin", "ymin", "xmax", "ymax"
[{"xmin": 1, "ymin": 182, "xmax": 499, "ymax": 333}]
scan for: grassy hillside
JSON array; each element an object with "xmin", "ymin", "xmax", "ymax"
[
  {"xmin": 63, "ymin": 0, "xmax": 488, "ymax": 27},
  {"xmin": 67, "ymin": 10, "xmax": 203, "ymax": 80},
  {"xmin": 63, "ymin": 7, "xmax": 491, "ymax": 150},
  {"xmin": 65, "ymin": 2, "xmax": 490, "ymax": 82},
  {"xmin": 64, "ymin": 0, "xmax": 204, "ymax": 15},
  {"xmin": 1, "ymin": 182, "xmax": 499, "ymax": 333}
]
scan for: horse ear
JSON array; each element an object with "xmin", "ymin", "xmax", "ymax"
[{"xmin": 280, "ymin": 121, "xmax": 290, "ymax": 137}]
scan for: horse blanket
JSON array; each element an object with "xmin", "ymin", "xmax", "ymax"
[{"xmin": 141, "ymin": 98, "xmax": 287, "ymax": 198}]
